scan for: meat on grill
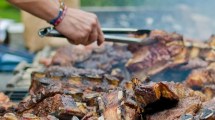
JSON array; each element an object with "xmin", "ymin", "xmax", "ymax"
[
  {"xmin": 184, "ymin": 63, "xmax": 215, "ymax": 100},
  {"xmin": 0, "ymin": 92, "xmax": 17, "ymax": 116},
  {"xmin": 2, "ymin": 31, "xmax": 215, "ymax": 120},
  {"xmin": 17, "ymin": 66, "xmax": 209, "ymax": 120},
  {"xmin": 51, "ymin": 45, "xmax": 93, "ymax": 66},
  {"xmin": 126, "ymin": 30, "xmax": 185, "ymax": 76},
  {"xmin": 146, "ymin": 82, "xmax": 207, "ymax": 120},
  {"xmin": 1, "ymin": 66, "xmax": 215, "ymax": 120},
  {"xmin": 50, "ymin": 44, "xmax": 132, "ymax": 73},
  {"xmin": 19, "ymin": 94, "xmax": 87, "ymax": 118}
]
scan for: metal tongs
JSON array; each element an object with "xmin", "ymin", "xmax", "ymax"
[{"xmin": 38, "ymin": 27, "xmax": 156, "ymax": 45}]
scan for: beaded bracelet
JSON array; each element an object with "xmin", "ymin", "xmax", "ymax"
[
  {"xmin": 53, "ymin": 6, "xmax": 67, "ymax": 26},
  {"xmin": 49, "ymin": 0, "xmax": 66, "ymax": 26}
]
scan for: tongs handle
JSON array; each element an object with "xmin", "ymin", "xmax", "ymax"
[
  {"xmin": 102, "ymin": 28, "xmax": 151, "ymax": 35},
  {"xmin": 38, "ymin": 27, "xmax": 156, "ymax": 45}
]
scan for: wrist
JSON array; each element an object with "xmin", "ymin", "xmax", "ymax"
[
  {"xmin": 44, "ymin": 1, "xmax": 60, "ymax": 22},
  {"xmin": 48, "ymin": 0, "xmax": 67, "ymax": 26}
]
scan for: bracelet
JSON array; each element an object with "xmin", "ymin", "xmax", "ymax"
[
  {"xmin": 49, "ymin": 0, "xmax": 66, "ymax": 26},
  {"xmin": 53, "ymin": 6, "xmax": 67, "ymax": 26}
]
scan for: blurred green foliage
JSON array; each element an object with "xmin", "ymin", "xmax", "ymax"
[
  {"xmin": 0, "ymin": 0, "xmax": 145, "ymax": 22},
  {"xmin": 0, "ymin": 1, "xmax": 21, "ymax": 22}
]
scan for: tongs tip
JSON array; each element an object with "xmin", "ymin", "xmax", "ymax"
[{"xmin": 38, "ymin": 27, "xmax": 54, "ymax": 38}]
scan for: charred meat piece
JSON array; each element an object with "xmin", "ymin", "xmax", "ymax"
[
  {"xmin": 127, "ymin": 30, "xmax": 185, "ymax": 76},
  {"xmin": 145, "ymin": 82, "xmax": 206, "ymax": 120},
  {"xmin": 50, "ymin": 44, "xmax": 132, "ymax": 74},
  {"xmin": 76, "ymin": 44, "xmax": 132, "ymax": 72},
  {"xmin": 100, "ymin": 89, "xmax": 141, "ymax": 120},
  {"xmin": 30, "ymin": 67, "xmax": 106, "ymax": 95},
  {"xmin": 18, "ymin": 94, "xmax": 86, "ymax": 119},
  {"xmin": 185, "ymin": 68, "xmax": 215, "ymax": 91},
  {"xmin": 45, "ymin": 66, "xmax": 105, "ymax": 79},
  {"xmin": 147, "ymin": 97, "xmax": 202, "ymax": 120},
  {"xmin": 134, "ymin": 82, "xmax": 179, "ymax": 114},
  {"xmin": 51, "ymin": 45, "xmax": 92, "ymax": 66},
  {"xmin": 101, "ymin": 90, "xmax": 124, "ymax": 120}
]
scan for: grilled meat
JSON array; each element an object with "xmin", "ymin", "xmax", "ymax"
[
  {"xmin": 2, "ymin": 67, "xmax": 215, "ymax": 120},
  {"xmin": 0, "ymin": 93, "xmax": 17, "ymax": 116},
  {"xmin": 51, "ymin": 45, "xmax": 92, "ymax": 66},
  {"xmin": 185, "ymin": 67, "xmax": 215, "ymax": 90},
  {"xmin": 50, "ymin": 44, "xmax": 132, "ymax": 74},
  {"xmin": 147, "ymin": 97, "xmax": 202, "ymax": 120},
  {"xmin": 145, "ymin": 82, "xmax": 206, "ymax": 120},
  {"xmin": 134, "ymin": 82, "xmax": 179, "ymax": 114},
  {"xmin": 126, "ymin": 30, "xmax": 185, "ymax": 76},
  {"xmin": 18, "ymin": 94, "xmax": 86, "ymax": 118},
  {"xmin": 98, "ymin": 89, "xmax": 141, "ymax": 120},
  {"xmin": 184, "ymin": 63, "xmax": 215, "ymax": 100}
]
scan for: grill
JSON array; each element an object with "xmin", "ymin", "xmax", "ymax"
[{"xmin": 2, "ymin": 32, "xmax": 215, "ymax": 119}]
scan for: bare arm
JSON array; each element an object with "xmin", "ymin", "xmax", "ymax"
[
  {"xmin": 7, "ymin": 0, "xmax": 104, "ymax": 46},
  {"xmin": 7, "ymin": 0, "xmax": 59, "ymax": 22}
]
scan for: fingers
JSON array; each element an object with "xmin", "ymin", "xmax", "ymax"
[
  {"xmin": 55, "ymin": 8, "xmax": 104, "ymax": 46},
  {"xmin": 96, "ymin": 19, "xmax": 105, "ymax": 46},
  {"xmin": 87, "ymin": 27, "xmax": 98, "ymax": 45}
]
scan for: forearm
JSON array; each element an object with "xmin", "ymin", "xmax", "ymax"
[
  {"xmin": 7, "ymin": 0, "xmax": 59, "ymax": 21},
  {"xmin": 8, "ymin": 0, "xmax": 105, "ymax": 46}
]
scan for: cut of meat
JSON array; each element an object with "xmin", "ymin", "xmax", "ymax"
[
  {"xmin": 18, "ymin": 94, "xmax": 86, "ymax": 118},
  {"xmin": 134, "ymin": 82, "xmax": 179, "ymax": 114},
  {"xmin": 146, "ymin": 97, "xmax": 202, "ymax": 120},
  {"xmin": 50, "ymin": 44, "xmax": 132, "ymax": 75},
  {"xmin": 185, "ymin": 68, "xmax": 215, "ymax": 90},
  {"xmin": 100, "ymin": 89, "xmax": 141, "ymax": 120},
  {"xmin": 51, "ymin": 45, "xmax": 93, "ymax": 66},
  {"xmin": 126, "ymin": 30, "xmax": 185, "ymax": 76}
]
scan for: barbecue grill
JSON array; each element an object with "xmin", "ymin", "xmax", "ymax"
[{"xmin": 1, "ymin": 29, "xmax": 215, "ymax": 119}]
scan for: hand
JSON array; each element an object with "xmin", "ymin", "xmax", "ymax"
[{"xmin": 55, "ymin": 8, "xmax": 105, "ymax": 46}]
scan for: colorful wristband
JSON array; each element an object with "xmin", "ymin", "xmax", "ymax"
[
  {"xmin": 53, "ymin": 6, "xmax": 67, "ymax": 26},
  {"xmin": 49, "ymin": 0, "xmax": 66, "ymax": 26},
  {"xmin": 49, "ymin": 10, "xmax": 63, "ymax": 25}
]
